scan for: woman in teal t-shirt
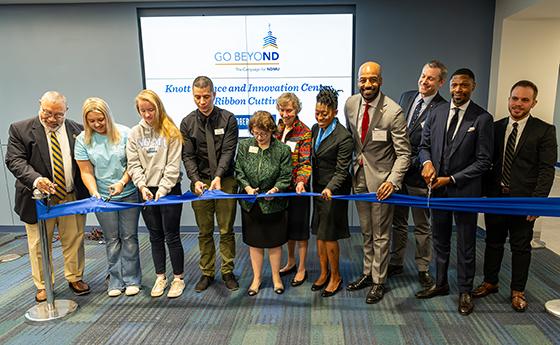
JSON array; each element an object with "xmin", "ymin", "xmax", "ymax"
[{"xmin": 75, "ymin": 97, "xmax": 141, "ymax": 297}]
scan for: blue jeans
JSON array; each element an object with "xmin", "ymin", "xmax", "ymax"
[{"xmin": 96, "ymin": 193, "xmax": 142, "ymax": 290}]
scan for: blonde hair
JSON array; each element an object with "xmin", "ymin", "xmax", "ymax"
[
  {"xmin": 276, "ymin": 92, "xmax": 302, "ymax": 114},
  {"xmin": 135, "ymin": 89, "xmax": 181, "ymax": 141},
  {"xmin": 82, "ymin": 97, "xmax": 121, "ymax": 146}
]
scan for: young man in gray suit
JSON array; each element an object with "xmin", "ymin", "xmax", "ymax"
[
  {"xmin": 344, "ymin": 61, "xmax": 411, "ymax": 304},
  {"xmin": 389, "ymin": 60, "xmax": 448, "ymax": 288}
]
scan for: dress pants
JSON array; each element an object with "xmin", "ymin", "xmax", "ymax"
[
  {"xmin": 390, "ymin": 183, "xmax": 432, "ymax": 271},
  {"xmin": 431, "ymin": 186, "xmax": 477, "ymax": 293},
  {"xmin": 191, "ymin": 175, "xmax": 237, "ymax": 277},
  {"xmin": 483, "ymin": 213, "xmax": 534, "ymax": 291},
  {"xmin": 354, "ymin": 168, "xmax": 393, "ymax": 284},
  {"xmin": 24, "ymin": 192, "xmax": 86, "ymax": 289}
]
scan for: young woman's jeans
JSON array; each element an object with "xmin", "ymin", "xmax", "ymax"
[{"xmin": 96, "ymin": 193, "xmax": 142, "ymax": 291}]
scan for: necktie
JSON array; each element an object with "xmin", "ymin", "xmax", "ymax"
[
  {"xmin": 205, "ymin": 119, "xmax": 218, "ymax": 177},
  {"xmin": 360, "ymin": 103, "xmax": 370, "ymax": 144},
  {"xmin": 50, "ymin": 131, "xmax": 66, "ymax": 199},
  {"xmin": 409, "ymin": 99, "xmax": 423, "ymax": 128},
  {"xmin": 446, "ymin": 107, "xmax": 460, "ymax": 144},
  {"xmin": 502, "ymin": 122, "xmax": 518, "ymax": 187}
]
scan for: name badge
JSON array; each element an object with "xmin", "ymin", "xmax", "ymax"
[
  {"xmin": 248, "ymin": 146, "xmax": 259, "ymax": 154},
  {"xmin": 372, "ymin": 129, "xmax": 388, "ymax": 141},
  {"xmin": 286, "ymin": 141, "xmax": 297, "ymax": 152},
  {"xmin": 214, "ymin": 128, "xmax": 225, "ymax": 135}
]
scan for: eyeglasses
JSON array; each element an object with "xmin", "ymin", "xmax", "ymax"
[
  {"xmin": 252, "ymin": 130, "xmax": 271, "ymax": 138},
  {"xmin": 40, "ymin": 107, "xmax": 66, "ymax": 120}
]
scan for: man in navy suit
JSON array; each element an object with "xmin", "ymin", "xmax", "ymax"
[
  {"xmin": 389, "ymin": 60, "xmax": 447, "ymax": 288},
  {"xmin": 472, "ymin": 80, "xmax": 556, "ymax": 312},
  {"xmin": 416, "ymin": 69, "xmax": 494, "ymax": 315}
]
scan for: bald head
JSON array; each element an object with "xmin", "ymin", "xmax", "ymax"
[{"xmin": 358, "ymin": 61, "xmax": 382, "ymax": 102}]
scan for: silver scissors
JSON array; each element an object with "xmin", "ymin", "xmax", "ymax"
[{"xmin": 427, "ymin": 183, "xmax": 432, "ymax": 208}]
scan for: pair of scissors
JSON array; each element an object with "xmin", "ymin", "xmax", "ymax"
[{"xmin": 427, "ymin": 183, "xmax": 432, "ymax": 208}]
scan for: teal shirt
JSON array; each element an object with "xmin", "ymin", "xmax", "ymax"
[
  {"xmin": 74, "ymin": 124, "xmax": 136, "ymax": 200},
  {"xmin": 235, "ymin": 137, "xmax": 292, "ymax": 214}
]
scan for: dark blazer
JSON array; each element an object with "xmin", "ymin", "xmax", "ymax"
[
  {"xmin": 311, "ymin": 121, "xmax": 353, "ymax": 194},
  {"xmin": 419, "ymin": 101, "xmax": 494, "ymax": 196},
  {"xmin": 399, "ymin": 90, "xmax": 446, "ymax": 187},
  {"xmin": 484, "ymin": 115, "xmax": 556, "ymax": 197},
  {"xmin": 5, "ymin": 117, "xmax": 88, "ymax": 224}
]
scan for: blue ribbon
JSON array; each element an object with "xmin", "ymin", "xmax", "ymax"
[{"xmin": 36, "ymin": 190, "xmax": 560, "ymax": 220}]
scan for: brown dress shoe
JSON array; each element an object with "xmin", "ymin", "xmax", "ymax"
[
  {"xmin": 35, "ymin": 289, "xmax": 47, "ymax": 302},
  {"xmin": 69, "ymin": 280, "xmax": 91, "ymax": 295},
  {"xmin": 472, "ymin": 281, "xmax": 499, "ymax": 298},
  {"xmin": 511, "ymin": 290, "xmax": 528, "ymax": 312}
]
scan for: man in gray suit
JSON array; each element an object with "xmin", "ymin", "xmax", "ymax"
[
  {"xmin": 345, "ymin": 61, "xmax": 411, "ymax": 304},
  {"xmin": 389, "ymin": 60, "xmax": 447, "ymax": 288}
]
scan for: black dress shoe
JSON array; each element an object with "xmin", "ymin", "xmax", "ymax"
[
  {"xmin": 458, "ymin": 292, "xmax": 474, "ymax": 315},
  {"xmin": 346, "ymin": 274, "xmax": 373, "ymax": 291},
  {"xmin": 274, "ymin": 286, "xmax": 285, "ymax": 294},
  {"xmin": 418, "ymin": 271, "xmax": 435, "ymax": 288},
  {"xmin": 387, "ymin": 265, "xmax": 404, "ymax": 277},
  {"xmin": 279, "ymin": 265, "xmax": 296, "ymax": 277},
  {"xmin": 291, "ymin": 271, "xmax": 308, "ymax": 287},
  {"xmin": 311, "ymin": 271, "xmax": 330, "ymax": 291},
  {"xmin": 415, "ymin": 284, "xmax": 450, "ymax": 299},
  {"xmin": 366, "ymin": 284, "xmax": 385, "ymax": 304},
  {"xmin": 321, "ymin": 279, "xmax": 343, "ymax": 297}
]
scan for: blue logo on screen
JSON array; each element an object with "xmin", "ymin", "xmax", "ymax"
[
  {"xmin": 214, "ymin": 24, "xmax": 280, "ymax": 67},
  {"xmin": 263, "ymin": 24, "xmax": 278, "ymax": 49}
]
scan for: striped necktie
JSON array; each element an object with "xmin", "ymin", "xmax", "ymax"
[
  {"xmin": 501, "ymin": 122, "xmax": 518, "ymax": 187},
  {"xmin": 50, "ymin": 131, "xmax": 67, "ymax": 199}
]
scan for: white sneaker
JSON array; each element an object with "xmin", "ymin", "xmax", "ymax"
[
  {"xmin": 167, "ymin": 278, "xmax": 185, "ymax": 298},
  {"xmin": 151, "ymin": 276, "xmax": 167, "ymax": 297},
  {"xmin": 108, "ymin": 289, "xmax": 122, "ymax": 297},
  {"xmin": 125, "ymin": 285, "xmax": 140, "ymax": 296}
]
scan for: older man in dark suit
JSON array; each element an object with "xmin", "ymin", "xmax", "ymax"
[
  {"xmin": 473, "ymin": 80, "xmax": 557, "ymax": 312},
  {"xmin": 389, "ymin": 60, "xmax": 447, "ymax": 288},
  {"xmin": 416, "ymin": 69, "xmax": 494, "ymax": 315},
  {"xmin": 5, "ymin": 91, "xmax": 90, "ymax": 302}
]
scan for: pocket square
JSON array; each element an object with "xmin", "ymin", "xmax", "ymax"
[{"xmin": 467, "ymin": 127, "xmax": 476, "ymax": 132}]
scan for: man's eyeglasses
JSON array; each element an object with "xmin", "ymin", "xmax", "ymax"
[{"xmin": 40, "ymin": 108, "xmax": 66, "ymax": 120}]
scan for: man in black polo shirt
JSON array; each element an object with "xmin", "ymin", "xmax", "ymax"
[{"xmin": 181, "ymin": 76, "xmax": 239, "ymax": 292}]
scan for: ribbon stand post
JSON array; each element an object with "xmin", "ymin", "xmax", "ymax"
[{"xmin": 25, "ymin": 190, "xmax": 78, "ymax": 322}]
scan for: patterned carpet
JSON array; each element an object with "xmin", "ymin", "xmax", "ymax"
[{"xmin": 0, "ymin": 230, "xmax": 559, "ymax": 345}]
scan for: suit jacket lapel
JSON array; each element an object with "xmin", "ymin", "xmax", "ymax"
[
  {"xmin": 449, "ymin": 105, "xmax": 475, "ymax": 157},
  {"xmin": 315, "ymin": 124, "xmax": 338, "ymax": 156},
  {"xmin": 365, "ymin": 93, "xmax": 386, "ymax": 141},
  {"xmin": 31, "ymin": 117, "xmax": 52, "ymax": 175},
  {"xmin": 513, "ymin": 115, "xmax": 532, "ymax": 158}
]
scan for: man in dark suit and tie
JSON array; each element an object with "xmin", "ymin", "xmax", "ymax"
[
  {"xmin": 389, "ymin": 60, "xmax": 447, "ymax": 288},
  {"xmin": 416, "ymin": 69, "xmax": 494, "ymax": 315},
  {"xmin": 472, "ymin": 80, "xmax": 556, "ymax": 312},
  {"xmin": 5, "ymin": 91, "xmax": 90, "ymax": 302}
]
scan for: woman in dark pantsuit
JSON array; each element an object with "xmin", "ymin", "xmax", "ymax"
[{"xmin": 310, "ymin": 87, "xmax": 353, "ymax": 298}]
